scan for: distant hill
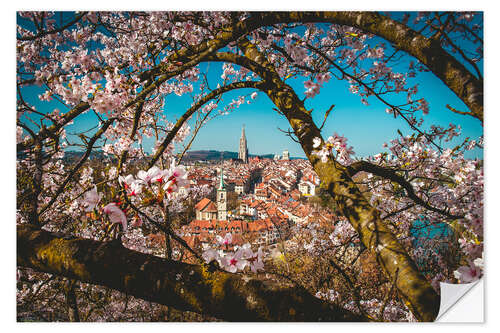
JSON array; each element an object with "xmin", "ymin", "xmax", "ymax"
[{"xmin": 59, "ymin": 150, "xmax": 304, "ymax": 163}]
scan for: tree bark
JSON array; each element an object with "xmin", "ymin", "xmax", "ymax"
[
  {"xmin": 17, "ymin": 224, "xmax": 365, "ymax": 322},
  {"xmin": 64, "ymin": 279, "xmax": 80, "ymax": 322}
]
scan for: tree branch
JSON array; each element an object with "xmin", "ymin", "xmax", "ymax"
[
  {"xmin": 17, "ymin": 224, "xmax": 364, "ymax": 322},
  {"xmin": 346, "ymin": 160, "xmax": 463, "ymax": 220}
]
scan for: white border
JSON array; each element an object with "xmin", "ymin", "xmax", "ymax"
[{"xmin": 4, "ymin": 1, "xmax": 497, "ymax": 331}]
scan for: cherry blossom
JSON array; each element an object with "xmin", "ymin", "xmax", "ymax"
[
  {"xmin": 103, "ymin": 203, "xmax": 128, "ymax": 232},
  {"xmin": 220, "ymin": 249, "xmax": 247, "ymax": 273},
  {"xmin": 163, "ymin": 162, "xmax": 188, "ymax": 198},
  {"xmin": 83, "ymin": 186, "xmax": 101, "ymax": 212},
  {"xmin": 244, "ymin": 246, "xmax": 265, "ymax": 273},
  {"xmin": 312, "ymin": 137, "xmax": 322, "ymax": 149},
  {"xmin": 453, "ymin": 262, "xmax": 482, "ymax": 283},
  {"xmin": 137, "ymin": 166, "xmax": 161, "ymax": 185},
  {"xmin": 216, "ymin": 233, "xmax": 232, "ymax": 246},
  {"xmin": 202, "ymin": 248, "xmax": 221, "ymax": 264}
]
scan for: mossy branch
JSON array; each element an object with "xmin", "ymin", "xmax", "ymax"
[{"xmin": 17, "ymin": 224, "xmax": 365, "ymax": 322}]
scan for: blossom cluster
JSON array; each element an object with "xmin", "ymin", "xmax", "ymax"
[
  {"xmin": 201, "ymin": 233, "xmax": 265, "ymax": 273},
  {"xmin": 80, "ymin": 162, "xmax": 188, "ymax": 232},
  {"xmin": 303, "ymin": 72, "xmax": 331, "ymax": 98},
  {"xmin": 118, "ymin": 163, "xmax": 188, "ymax": 199},
  {"xmin": 312, "ymin": 133, "xmax": 355, "ymax": 164}
]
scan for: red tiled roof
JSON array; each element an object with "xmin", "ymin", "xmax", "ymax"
[
  {"xmin": 204, "ymin": 201, "xmax": 218, "ymax": 212},
  {"xmin": 194, "ymin": 198, "xmax": 211, "ymax": 210},
  {"xmin": 197, "ymin": 179, "xmax": 212, "ymax": 186},
  {"xmin": 195, "ymin": 198, "xmax": 217, "ymax": 212},
  {"xmin": 255, "ymin": 189, "xmax": 267, "ymax": 197},
  {"xmin": 250, "ymin": 200, "xmax": 263, "ymax": 208}
]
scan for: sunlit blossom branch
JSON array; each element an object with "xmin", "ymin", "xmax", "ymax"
[
  {"xmin": 346, "ymin": 160, "xmax": 463, "ymax": 220},
  {"xmin": 38, "ymin": 117, "xmax": 116, "ymax": 220},
  {"xmin": 301, "ymin": 40, "xmax": 442, "ymax": 151},
  {"xmin": 137, "ymin": 13, "xmax": 273, "ymax": 82},
  {"xmin": 249, "ymin": 11, "xmax": 483, "ymax": 122}
]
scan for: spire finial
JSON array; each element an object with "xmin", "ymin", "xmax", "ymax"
[{"xmin": 218, "ymin": 166, "xmax": 225, "ymax": 190}]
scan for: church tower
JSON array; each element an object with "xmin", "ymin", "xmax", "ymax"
[
  {"xmin": 217, "ymin": 167, "xmax": 227, "ymax": 221},
  {"xmin": 238, "ymin": 125, "xmax": 248, "ymax": 163}
]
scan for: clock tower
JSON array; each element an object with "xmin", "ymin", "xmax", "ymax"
[{"xmin": 217, "ymin": 167, "xmax": 227, "ymax": 221}]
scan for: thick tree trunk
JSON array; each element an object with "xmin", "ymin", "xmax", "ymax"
[{"xmin": 17, "ymin": 224, "xmax": 364, "ymax": 322}]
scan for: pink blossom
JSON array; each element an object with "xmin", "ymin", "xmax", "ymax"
[
  {"xmin": 316, "ymin": 72, "xmax": 331, "ymax": 85},
  {"xmin": 163, "ymin": 162, "xmax": 188, "ymax": 196},
  {"xmin": 118, "ymin": 174, "xmax": 135, "ymax": 187},
  {"xmin": 216, "ymin": 233, "xmax": 232, "ymax": 246},
  {"xmin": 16, "ymin": 126, "xmax": 24, "ymax": 143},
  {"xmin": 131, "ymin": 215, "xmax": 143, "ymax": 228},
  {"xmin": 103, "ymin": 203, "xmax": 128, "ymax": 232},
  {"xmin": 312, "ymin": 137, "xmax": 322, "ymax": 148},
  {"xmin": 83, "ymin": 186, "xmax": 101, "ymax": 212},
  {"xmin": 242, "ymin": 245, "xmax": 265, "ymax": 273},
  {"xmin": 454, "ymin": 262, "xmax": 481, "ymax": 283},
  {"xmin": 128, "ymin": 181, "xmax": 143, "ymax": 196},
  {"xmin": 220, "ymin": 249, "xmax": 247, "ymax": 273},
  {"xmin": 473, "ymin": 255, "xmax": 484, "ymax": 270},
  {"xmin": 312, "ymin": 146, "xmax": 331, "ymax": 163},
  {"xmin": 137, "ymin": 166, "xmax": 161, "ymax": 184},
  {"xmin": 202, "ymin": 248, "xmax": 221, "ymax": 264}
]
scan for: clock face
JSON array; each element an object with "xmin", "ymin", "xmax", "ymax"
[{"xmin": 219, "ymin": 198, "xmax": 225, "ymax": 203}]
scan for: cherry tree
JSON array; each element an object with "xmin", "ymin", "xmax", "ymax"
[{"xmin": 17, "ymin": 11, "xmax": 483, "ymax": 322}]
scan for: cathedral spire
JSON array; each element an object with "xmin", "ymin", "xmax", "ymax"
[
  {"xmin": 238, "ymin": 124, "xmax": 248, "ymax": 163},
  {"xmin": 218, "ymin": 166, "xmax": 225, "ymax": 190}
]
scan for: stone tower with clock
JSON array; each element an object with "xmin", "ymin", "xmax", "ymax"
[{"xmin": 217, "ymin": 167, "xmax": 227, "ymax": 221}]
